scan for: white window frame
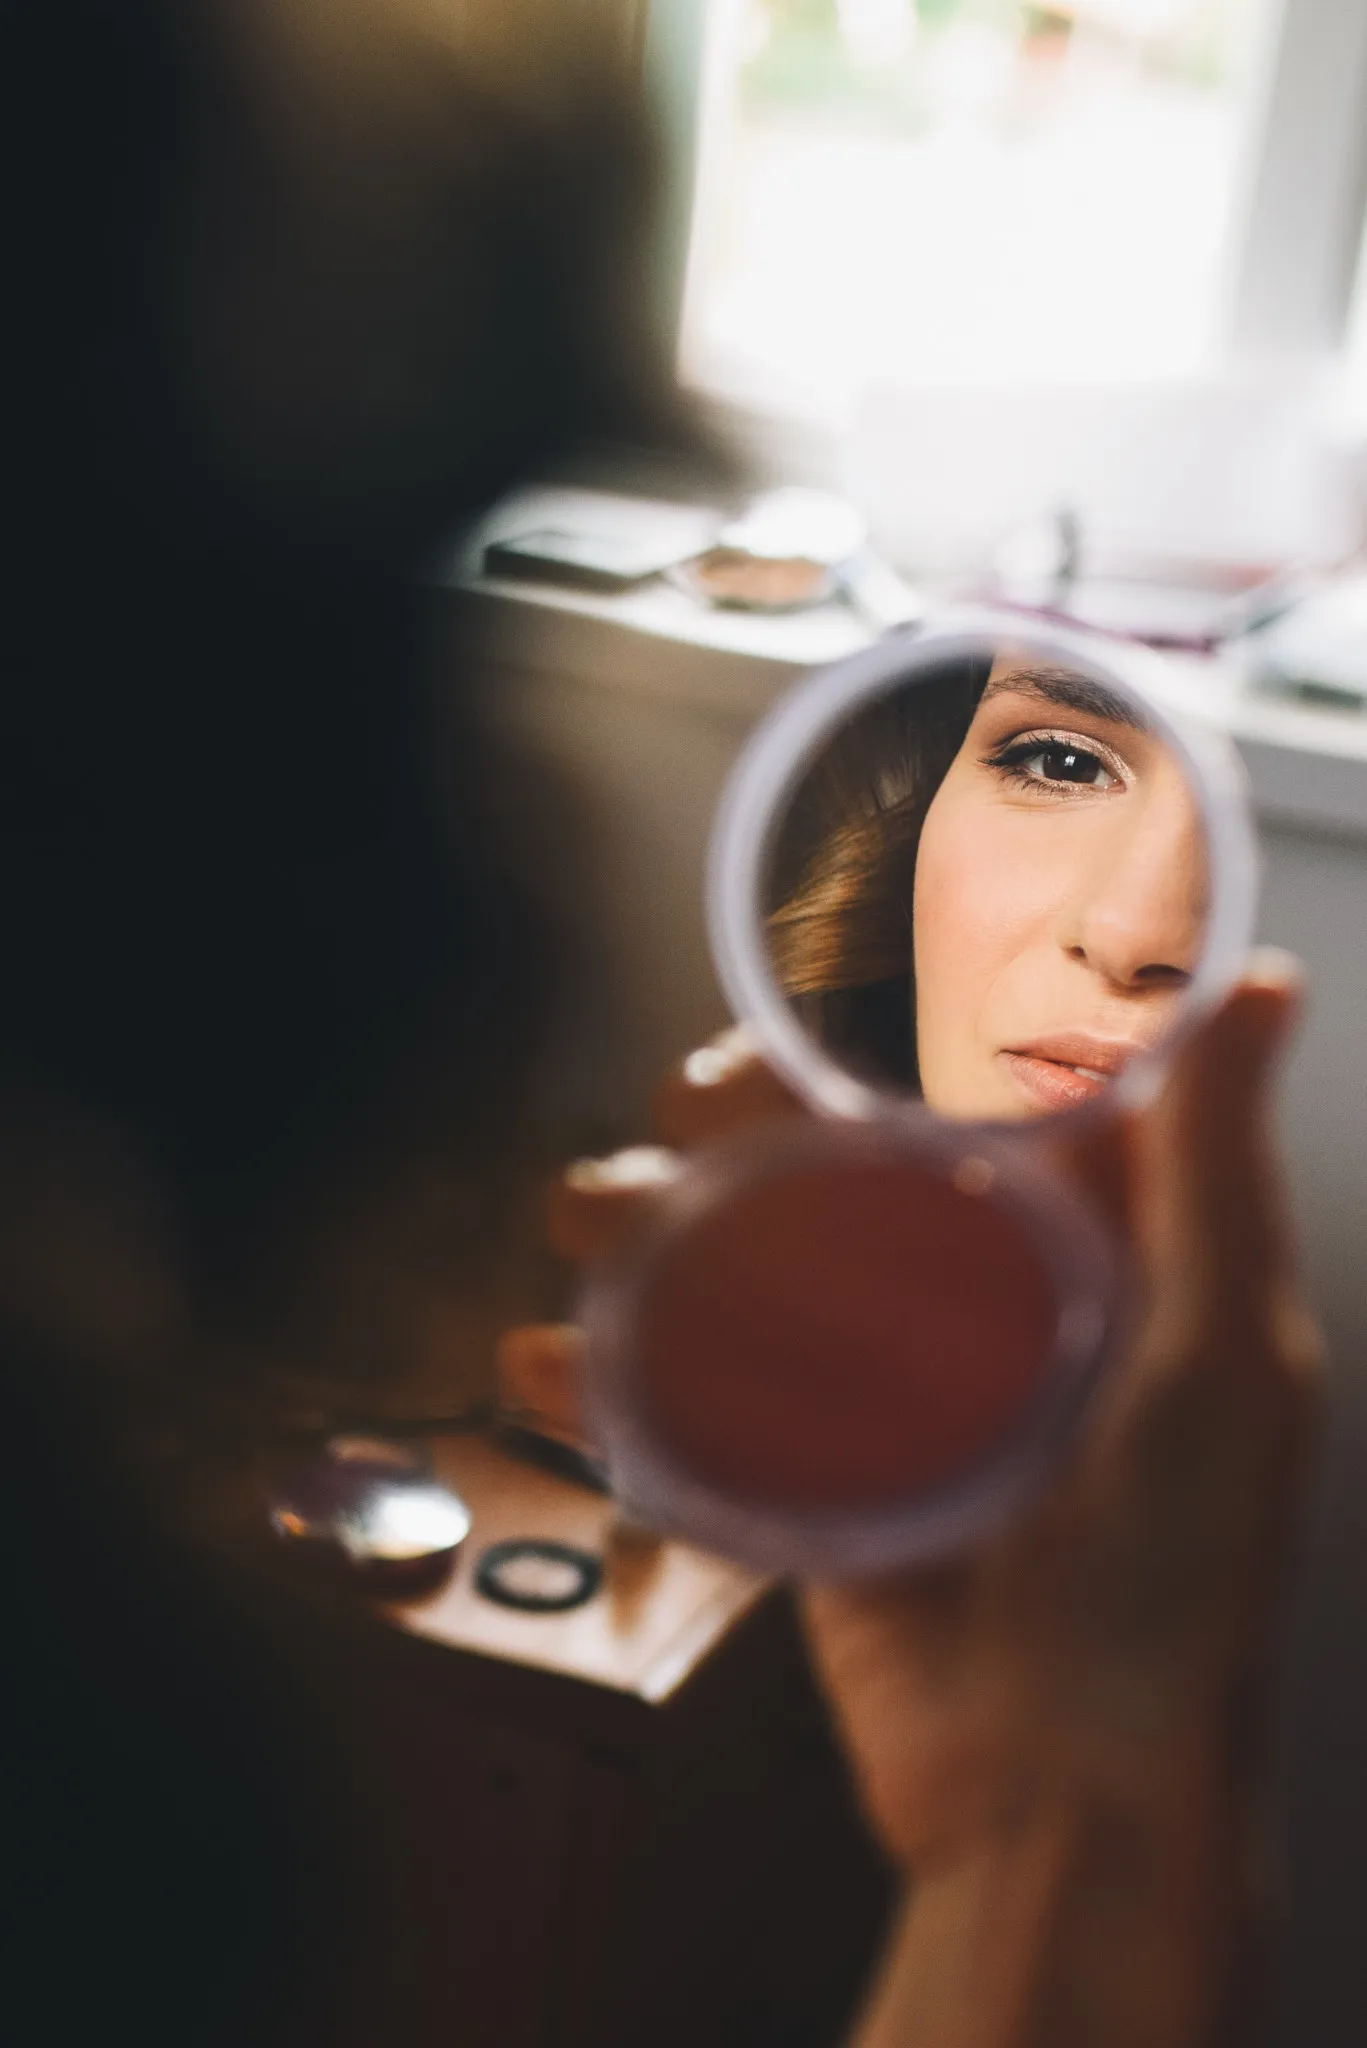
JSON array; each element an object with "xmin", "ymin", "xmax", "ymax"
[{"xmin": 1222, "ymin": 0, "xmax": 1367, "ymax": 359}]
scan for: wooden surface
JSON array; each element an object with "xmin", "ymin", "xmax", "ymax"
[
  {"xmin": 359, "ymin": 1428, "xmax": 893, "ymax": 2047},
  {"xmin": 387, "ymin": 1430, "xmax": 766, "ymax": 1703}
]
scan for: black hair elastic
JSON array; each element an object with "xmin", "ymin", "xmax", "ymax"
[{"xmin": 474, "ymin": 1538, "xmax": 603, "ymax": 1614}]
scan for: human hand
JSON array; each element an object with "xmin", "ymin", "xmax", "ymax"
[
  {"xmin": 795, "ymin": 955, "xmax": 1319, "ymax": 1868},
  {"xmin": 499, "ymin": 969, "xmax": 1318, "ymax": 2002}
]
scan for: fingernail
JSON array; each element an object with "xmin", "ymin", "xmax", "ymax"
[
  {"xmin": 563, "ymin": 1146, "xmax": 677, "ymax": 1194},
  {"xmin": 680, "ymin": 1026, "xmax": 757, "ymax": 1089},
  {"xmin": 1241, "ymin": 946, "xmax": 1305, "ymax": 995}
]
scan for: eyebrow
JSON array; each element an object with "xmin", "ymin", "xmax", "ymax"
[{"xmin": 980, "ymin": 664, "xmax": 1150, "ymax": 734}]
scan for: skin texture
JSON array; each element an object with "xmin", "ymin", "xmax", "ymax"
[
  {"xmin": 913, "ymin": 658, "xmax": 1209, "ymax": 1121},
  {"xmin": 502, "ymin": 957, "xmax": 1319, "ymax": 2045}
]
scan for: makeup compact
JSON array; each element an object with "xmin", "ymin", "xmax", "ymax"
[{"xmin": 579, "ymin": 610, "xmax": 1258, "ymax": 1576}]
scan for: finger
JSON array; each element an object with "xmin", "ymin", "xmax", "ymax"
[
  {"xmin": 1088, "ymin": 954, "xmax": 1322, "ymax": 1594},
  {"xmin": 495, "ymin": 1321, "xmax": 588, "ymax": 1440},
  {"xmin": 652, "ymin": 1026, "xmax": 805, "ymax": 1149},
  {"xmin": 1132, "ymin": 951, "xmax": 1311, "ymax": 1363},
  {"xmin": 545, "ymin": 1146, "xmax": 679, "ymax": 1264}
]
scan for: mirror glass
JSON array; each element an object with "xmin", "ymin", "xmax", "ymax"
[{"xmin": 760, "ymin": 644, "xmax": 1211, "ymax": 1119}]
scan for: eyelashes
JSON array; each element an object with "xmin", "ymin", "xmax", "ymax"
[{"xmin": 984, "ymin": 727, "xmax": 1130, "ymax": 797}]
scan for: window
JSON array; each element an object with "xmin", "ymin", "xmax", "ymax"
[
  {"xmin": 684, "ymin": 0, "xmax": 1273, "ymax": 411},
  {"xmin": 642, "ymin": 0, "xmax": 1367, "ymax": 565}
]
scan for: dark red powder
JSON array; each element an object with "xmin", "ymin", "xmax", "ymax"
[{"xmin": 637, "ymin": 1159, "xmax": 1059, "ymax": 1507}]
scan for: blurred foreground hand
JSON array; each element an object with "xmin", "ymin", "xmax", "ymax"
[{"xmin": 498, "ymin": 971, "xmax": 1320, "ymax": 2046}]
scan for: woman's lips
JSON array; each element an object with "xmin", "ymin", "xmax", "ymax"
[{"xmin": 998, "ymin": 1035, "xmax": 1143, "ymax": 1114}]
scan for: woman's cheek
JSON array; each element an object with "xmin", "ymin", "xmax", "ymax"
[
  {"xmin": 914, "ymin": 803, "xmax": 1080, "ymax": 1111},
  {"xmin": 913, "ymin": 799, "xmax": 1017, "ymax": 1103},
  {"xmin": 916, "ymin": 800, "xmax": 1044, "ymax": 992}
]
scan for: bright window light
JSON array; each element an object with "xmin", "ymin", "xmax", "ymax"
[{"xmin": 682, "ymin": 0, "xmax": 1273, "ymax": 416}]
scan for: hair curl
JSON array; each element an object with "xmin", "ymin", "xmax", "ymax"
[{"xmin": 765, "ymin": 654, "xmax": 992, "ymax": 1089}]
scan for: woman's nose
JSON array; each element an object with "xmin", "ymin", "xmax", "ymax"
[{"xmin": 1064, "ymin": 776, "xmax": 1207, "ymax": 991}]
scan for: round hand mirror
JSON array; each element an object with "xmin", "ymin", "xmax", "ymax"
[{"xmin": 582, "ymin": 610, "xmax": 1258, "ymax": 1575}]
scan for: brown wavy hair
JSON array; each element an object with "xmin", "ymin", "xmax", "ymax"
[{"xmin": 765, "ymin": 652, "xmax": 992, "ymax": 1089}]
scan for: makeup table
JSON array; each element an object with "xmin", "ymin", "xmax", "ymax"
[{"xmin": 369, "ymin": 1429, "xmax": 892, "ymax": 2048}]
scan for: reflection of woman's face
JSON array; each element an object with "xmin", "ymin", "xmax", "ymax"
[{"xmin": 912, "ymin": 657, "xmax": 1207, "ymax": 1119}]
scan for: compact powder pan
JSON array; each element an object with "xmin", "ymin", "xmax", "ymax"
[
  {"xmin": 582, "ymin": 1117, "xmax": 1114, "ymax": 1578},
  {"xmin": 636, "ymin": 1156, "xmax": 1058, "ymax": 1508}
]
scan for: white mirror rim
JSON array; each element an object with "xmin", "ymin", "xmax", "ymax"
[{"xmin": 707, "ymin": 605, "xmax": 1260, "ymax": 1130}]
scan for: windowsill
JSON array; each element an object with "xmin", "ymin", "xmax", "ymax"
[{"xmin": 434, "ymin": 486, "xmax": 1367, "ymax": 840}]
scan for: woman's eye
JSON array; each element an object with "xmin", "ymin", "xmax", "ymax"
[
  {"xmin": 1001, "ymin": 740, "xmax": 1119, "ymax": 789},
  {"xmin": 1028, "ymin": 742, "xmax": 1112, "ymax": 786}
]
